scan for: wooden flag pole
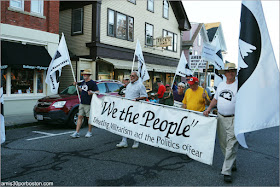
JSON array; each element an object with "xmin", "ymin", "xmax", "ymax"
[
  {"xmin": 203, "ymin": 61, "xmax": 209, "ymax": 93},
  {"xmin": 169, "ymin": 74, "xmax": 176, "ymax": 96},
  {"xmin": 70, "ymin": 62, "xmax": 81, "ymax": 103}
]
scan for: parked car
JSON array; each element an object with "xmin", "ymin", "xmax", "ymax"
[{"xmin": 33, "ymin": 80, "xmax": 123, "ymax": 128}]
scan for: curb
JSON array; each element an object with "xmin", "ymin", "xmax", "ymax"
[{"xmin": 5, "ymin": 122, "xmax": 42, "ymax": 130}]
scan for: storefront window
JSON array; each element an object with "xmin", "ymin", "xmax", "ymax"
[
  {"xmin": 11, "ymin": 68, "xmax": 34, "ymax": 94},
  {"xmin": 1, "ymin": 68, "xmax": 7, "ymax": 94},
  {"xmin": 98, "ymin": 62, "xmax": 114, "ymax": 80},
  {"xmin": 36, "ymin": 70, "xmax": 44, "ymax": 93}
]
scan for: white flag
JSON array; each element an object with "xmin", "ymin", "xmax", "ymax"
[
  {"xmin": 1, "ymin": 87, "xmax": 5, "ymax": 144},
  {"xmin": 45, "ymin": 33, "xmax": 71, "ymax": 93},
  {"xmin": 235, "ymin": 0, "xmax": 279, "ymax": 148},
  {"xmin": 176, "ymin": 52, "xmax": 192, "ymax": 77},
  {"xmin": 134, "ymin": 39, "xmax": 150, "ymax": 82},
  {"xmin": 211, "ymin": 36, "xmax": 225, "ymax": 87}
]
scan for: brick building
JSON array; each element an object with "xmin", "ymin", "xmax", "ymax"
[{"xmin": 1, "ymin": 0, "xmax": 60, "ymax": 116}]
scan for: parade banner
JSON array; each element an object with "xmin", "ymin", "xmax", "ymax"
[{"xmin": 89, "ymin": 94, "xmax": 217, "ymax": 165}]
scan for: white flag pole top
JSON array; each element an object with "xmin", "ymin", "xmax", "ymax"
[
  {"xmin": 235, "ymin": 0, "xmax": 279, "ymax": 148},
  {"xmin": 134, "ymin": 39, "xmax": 150, "ymax": 82},
  {"xmin": 45, "ymin": 33, "xmax": 71, "ymax": 94}
]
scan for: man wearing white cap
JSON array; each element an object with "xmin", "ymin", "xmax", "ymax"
[{"xmin": 203, "ymin": 62, "xmax": 238, "ymax": 183}]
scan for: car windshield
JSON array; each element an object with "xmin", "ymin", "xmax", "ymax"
[
  {"xmin": 60, "ymin": 85, "xmax": 77, "ymax": 95},
  {"xmin": 107, "ymin": 83, "xmax": 121, "ymax": 93}
]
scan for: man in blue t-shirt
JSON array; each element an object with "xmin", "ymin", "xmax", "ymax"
[{"xmin": 71, "ymin": 69, "xmax": 99, "ymax": 138}]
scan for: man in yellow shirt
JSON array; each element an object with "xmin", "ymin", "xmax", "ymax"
[{"xmin": 182, "ymin": 77, "xmax": 210, "ymax": 112}]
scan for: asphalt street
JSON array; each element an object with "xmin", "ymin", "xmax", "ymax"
[{"xmin": 1, "ymin": 123, "xmax": 279, "ymax": 186}]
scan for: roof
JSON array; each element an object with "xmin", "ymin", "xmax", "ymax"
[
  {"xmin": 182, "ymin": 23, "xmax": 203, "ymax": 46},
  {"xmin": 169, "ymin": 1, "xmax": 191, "ymax": 31},
  {"xmin": 207, "ymin": 27, "xmax": 219, "ymax": 42},
  {"xmin": 182, "ymin": 23, "xmax": 209, "ymax": 48},
  {"xmin": 204, "ymin": 22, "xmax": 221, "ymax": 30}
]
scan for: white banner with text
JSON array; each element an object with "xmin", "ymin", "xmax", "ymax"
[{"xmin": 89, "ymin": 94, "xmax": 217, "ymax": 165}]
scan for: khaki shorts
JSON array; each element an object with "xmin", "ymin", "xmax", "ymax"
[{"xmin": 79, "ymin": 104, "xmax": 90, "ymax": 117}]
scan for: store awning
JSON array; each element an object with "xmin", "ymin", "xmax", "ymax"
[
  {"xmin": 1, "ymin": 41, "xmax": 52, "ymax": 69},
  {"xmin": 98, "ymin": 57, "xmax": 176, "ymax": 73}
]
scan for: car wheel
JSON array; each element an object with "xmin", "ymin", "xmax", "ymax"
[{"xmin": 68, "ymin": 108, "xmax": 87, "ymax": 128}]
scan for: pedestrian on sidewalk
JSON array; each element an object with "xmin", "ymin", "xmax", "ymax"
[
  {"xmin": 116, "ymin": 71, "xmax": 148, "ymax": 149},
  {"xmin": 70, "ymin": 69, "xmax": 99, "ymax": 138},
  {"xmin": 203, "ymin": 62, "xmax": 238, "ymax": 183}
]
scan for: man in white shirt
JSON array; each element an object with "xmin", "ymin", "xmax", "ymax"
[
  {"xmin": 116, "ymin": 71, "xmax": 148, "ymax": 149},
  {"xmin": 203, "ymin": 63, "xmax": 238, "ymax": 183}
]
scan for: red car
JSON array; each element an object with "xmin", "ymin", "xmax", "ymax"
[{"xmin": 33, "ymin": 80, "xmax": 123, "ymax": 128}]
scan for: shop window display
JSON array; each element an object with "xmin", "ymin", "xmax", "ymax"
[
  {"xmin": 11, "ymin": 68, "xmax": 34, "ymax": 94},
  {"xmin": 1, "ymin": 68, "xmax": 7, "ymax": 94},
  {"xmin": 36, "ymin": 70, "xmax": 44, "ymax": 93}
]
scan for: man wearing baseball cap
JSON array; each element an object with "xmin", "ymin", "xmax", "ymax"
[
  {"xmin": 182, "ymin": 77, "xmax": 210, "ymax": 112},
  {"xmin": 203, "ymin": 62, "xmax": 238, "ymax": 183}
]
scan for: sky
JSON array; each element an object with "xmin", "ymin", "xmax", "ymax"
[{"xmin": 182, "ymin": 0, "xmax": 279, "ymax": 68}]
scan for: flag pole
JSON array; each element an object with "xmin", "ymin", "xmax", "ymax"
[
  {"xmin": 69, "ymin": 62, "xmax": 81, "ymax": 103},
  {"xmin": 169, "ymin": 74, "xmax": 176, "ymax": 96},
  {"xmin": 191, "ymin": 58, "xmax": 203, "ymax": 75},
  {"xmin": 131, "ymin": 52, "xmax": 136, "ymax": 73},
  {"xmin": 203, "ymin": 61, "xmax": 209, "ymax": 93}
]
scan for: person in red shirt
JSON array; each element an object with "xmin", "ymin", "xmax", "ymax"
[{"xmin": 155, "ymin": 80, "xmax": 166, "ymax": 104}]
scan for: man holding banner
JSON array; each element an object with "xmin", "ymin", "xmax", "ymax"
[
  {"xmin": 203, "ymin": 62, "xmax": 238, "ymax": 183},
  {"xmin": 116, "ymin": 71, "xmax": 148, "ymax": 149}
]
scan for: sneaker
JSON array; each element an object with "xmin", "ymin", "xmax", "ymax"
[
  {"xmin": 85, "ymin": 132, "xmax": 92, "ymax": 138},
  {"xmin": 224, "ymin": 175, "xmax": 232, "ymax": 183},
  {"xmin": 70, "ymin": 132, "xmax": 80, "ymax": 138},
  {"xmin": 132, "ymin": 141, "xmax": 139, "ymax": 149},
  {"xmin": 116, "ymin": 141, "xmax": 128, "ymax": 148}
]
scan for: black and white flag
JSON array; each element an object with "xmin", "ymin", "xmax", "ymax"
[
  {"xmin": 45, "ymin": 33, "xmax": 71, "ymax": 94},
  {"xmin": 134, "ymin": 39, "xmax": 150, "ymax": 82},
  {"xmin": 1, "ymin": 87, "xmax": 5, "ymax": 144},
  {"xmin": 211, "ymin": 36, "xmax": 225, "ymax": 87},
  {"xmin": 235, "ymin": 0, "xmax": 279, "ymax": 148}
]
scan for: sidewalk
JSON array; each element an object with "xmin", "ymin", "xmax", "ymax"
[{"xmin": 5, "ymin": 113, "xmax": 38, "ymax": 127}]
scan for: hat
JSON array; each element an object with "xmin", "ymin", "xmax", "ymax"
[
  {"xmin": 218, "ymin": 63, "xmax": 237, "ymax": 74},
  {"xmin": 165, "ymin": 84, "xmax": 170, "ymax": 87},
  {"xmin": 81, "ymin": 69, "xmax": 92, "ymax": 75},
  {"xmin": 187, "ymin": 77, "xmax": 199, "ymax": 85}
]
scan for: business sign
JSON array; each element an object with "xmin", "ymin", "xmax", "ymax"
[
  {"xmin": 189, "ymin": 55, "xmax": 207, "ymax": 70},
  {"xmin": 89, "ymin": 94, "xmax": 217, "ymax": 165},
  {"xmin": 156, "ymin": 36, "xmax": 172, "ymax": 47}
]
